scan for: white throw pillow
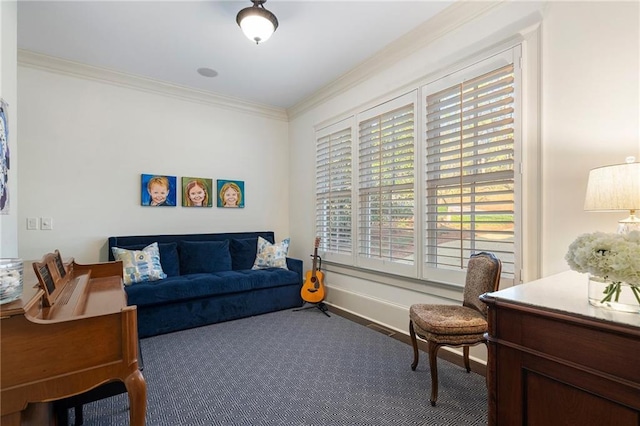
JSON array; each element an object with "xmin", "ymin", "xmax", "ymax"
[
  {"xmin": 251, "ymin": 236, "xmax": 290, "ymax": 270},
  {"xmin": 111, "ymin": 242, "xmax": 167, "ymax": 285}
]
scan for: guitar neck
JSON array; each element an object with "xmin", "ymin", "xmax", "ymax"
[{"xmin": 311, "ymin": 247, "xmax": 318, "ymax": 278}]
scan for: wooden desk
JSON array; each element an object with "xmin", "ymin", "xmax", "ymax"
[{"xmin": 480, "ymin": 271, "xmax": 640, "ymax": 426}]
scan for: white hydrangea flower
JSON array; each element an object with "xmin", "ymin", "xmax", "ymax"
[{"xmin": 565, "ymin": 231, "xmax": 640, "ymax": 286}]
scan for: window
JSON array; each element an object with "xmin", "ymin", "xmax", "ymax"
[
  {"xmin": 315, "ymin": 120, "xmax": 353, "ymax": 259},
  {"xmin": 357, "ymin": 93, "xmax": 417, "ymax": 274},
  {"xmin": 314, "ymin": 46, "xmax": 521, "ymax": 286},
  {"xmin": 423, "ymin": 53, "xmax": 518, "ymax": 282}
]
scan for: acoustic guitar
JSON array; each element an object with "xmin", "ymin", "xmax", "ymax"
[{"xmin": 300, "ymin": 237, "xmax": 325, "ymax": 304}]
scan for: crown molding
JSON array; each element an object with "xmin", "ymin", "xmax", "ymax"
[
  {"xmin": 287, "ymin": 1, "xmax": 506, "ymax": 120},
  {"xmin": 17, "ymin": 49, "xmax": 289, "ymax": 122}
]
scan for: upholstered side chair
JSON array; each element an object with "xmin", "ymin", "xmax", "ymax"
[{"xmin": 409, "ymin": 251, "xmax": 502, "ymax": 406}]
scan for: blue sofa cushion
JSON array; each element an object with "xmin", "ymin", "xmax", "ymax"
[
  {"xmin": 125, "ymin": 268, "xmax": 300, "ymax": 307},
  {"xmin": 118, "ymin": 242, "xmax": 180, "ymax": 277},
  {"xmin": 229, "ymin": 238, "xmax": 258, "ymax": 270},
  {"xmin": 179, "ymin": 240, "xmax": 232, "ymax": 274}
]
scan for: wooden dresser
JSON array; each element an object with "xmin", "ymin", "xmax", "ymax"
[{"xmin": 480, "ymin": 270, "xmax": 640, "ymax": 425}]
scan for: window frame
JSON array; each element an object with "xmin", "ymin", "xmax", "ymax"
[
  {"xmin": 355, "ymin": 91, "xmax": 419, "ymax": 277},
  {"xmin": 420, "ymin": 47, "xmax": 521, "ymax": 287},
  {"xmin": 314, "ymin": 42, "xmax": 530, "ymax": 288},
  {"xmin": 314, "ymin": 117, "xmax": 356, "ymax": 266}
]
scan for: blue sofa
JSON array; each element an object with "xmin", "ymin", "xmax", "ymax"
[{"xmin": 108, "ymin": 231, "xmax": 303, "ymax": 338}]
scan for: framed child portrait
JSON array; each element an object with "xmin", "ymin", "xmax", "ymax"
[
  {"xmin": 141, "ymin": 174, "xmax": 177, "ymax": 207},
  {"xmin": 217, "ymin": 179, "xmax": 244, "ymax": 208},
  {"xmin": 182, "ymin": 177, "xmax": 213, "ymax": 207}
]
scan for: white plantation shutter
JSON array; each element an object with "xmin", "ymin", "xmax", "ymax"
[
  {"xmin": 315, "ymin": 123, "xmax": 353, "ymax": 256},
  {"xmin": 358, "ymin": 94, "xmax": 416, "ymax": 269},
  {"xmin": 425, "ymin": 63, "xmax": 516, "ymax": 278},
  {"xmin": 313, "ymin": 47, "xmax": 522, "ymax": 286}
]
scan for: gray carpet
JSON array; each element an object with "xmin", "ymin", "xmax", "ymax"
[{"xmin": 76, "ymin": 308, "xmax": 488, "ymax": 425}]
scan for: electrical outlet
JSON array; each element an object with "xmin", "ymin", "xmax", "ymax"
[
  {"xmin": 27, "ymin": 217, "xmax": 39, "ymax": 230},
  {"xmin": 41, "ymin": 217, "xmax": 53, "ymax": 230}
]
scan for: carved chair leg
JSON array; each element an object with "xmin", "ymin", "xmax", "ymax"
[
  {"xmin": 409, "ymin": 320, "xmax": 419, "ymax": 370},
  {"xmin": 428, "ymin": 340, "xmax": 440, "ymax": 406},
  {"xmin": 463, "ymin": 346, "xmax": 471, "ymax": 373}
]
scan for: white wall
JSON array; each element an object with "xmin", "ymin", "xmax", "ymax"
[
  {"xmin": 0, "ymin": 0, "xmax": 18, "ymax": 258},
  {"xmin": 288, "ymin": 1, "xmax": 639, "ymax": 361},
  {"xmin": 17, "ymin": 66, "xmax": 292, "ymax": 263},
  {"xmin": 540, "ymin": 1, "xmax": 640, "ymax": 275}
]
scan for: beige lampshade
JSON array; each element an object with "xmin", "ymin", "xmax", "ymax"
[{"xmin": 584, "ymin": 159, "xmax": 640, "ymax": 212}]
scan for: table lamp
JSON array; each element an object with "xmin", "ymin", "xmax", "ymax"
[{"xmin": 584, "ymin": 156, "xmax": 640, "ymax": 233}]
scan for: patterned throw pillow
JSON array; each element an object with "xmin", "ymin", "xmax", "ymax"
[
  {"xmin": 251, "ymin": 236, "xmax": 290, "ymax": 270},
  {"xmin": 111, "ymin": 242, "xmax": 167, "ymax": 285}
]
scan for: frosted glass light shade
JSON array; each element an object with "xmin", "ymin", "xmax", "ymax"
[
  {"xmin": 236, "ymin": 1, "xmax": 278, "ymax": 45},
  {"xmin": 239, "ymin": 15, "xmax": 276, "ymax": 44}
]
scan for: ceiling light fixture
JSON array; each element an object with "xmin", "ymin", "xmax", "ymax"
[{"xmin": 236, "ymin": 0, "xmax": 279, "ymax": 45}]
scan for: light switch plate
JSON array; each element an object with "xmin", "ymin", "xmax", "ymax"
[
  {"xmin": 41, "ymin": 217, "xmax": 53, "ymax": 230},
  {"xmin": 27, "ymin": 217, "xmax": 39, "ymax": 230}
]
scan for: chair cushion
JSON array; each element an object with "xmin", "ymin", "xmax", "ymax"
[{"xmin": 410, "ymin": 304, "xmax": 488, "ymax": 336}]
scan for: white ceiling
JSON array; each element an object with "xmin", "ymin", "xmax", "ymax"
[{"xmin": 17, "ymin": 1, "xmax": 454, "ymax": 109}]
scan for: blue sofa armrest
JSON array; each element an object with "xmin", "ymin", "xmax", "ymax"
[{"xmin": 286, "ymin": 257, "xmax": 303, "ymax": 285}]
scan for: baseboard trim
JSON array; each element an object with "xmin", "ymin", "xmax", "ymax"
[{"xmin": 328, "ymin": 305, "xmax": 487, "ymax": 377}]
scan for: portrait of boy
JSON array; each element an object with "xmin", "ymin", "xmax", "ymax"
[
  {"xmin": 217, "ymin": 179, "xmax": 244, "ymax": 208},
  {"xmin": 141, "ymin": 174, "xmax": 177, "ymax": 207}
]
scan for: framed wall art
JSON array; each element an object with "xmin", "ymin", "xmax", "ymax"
[
  {"xmin": 182, "ymin": 177, "xmax": 213, "ymax": 207},
  {"xmin": 1, "ymin": 99, "xmax": 9, "ymax": 215},
  {"xmin": 141, "ymin": 174, "xmax": 177, "ymax": 207},
  {"xmin": 217, "ymin": 179, "xmax": 244, "ymax": 208}
]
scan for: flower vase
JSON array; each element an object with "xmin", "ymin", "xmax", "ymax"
[{"xmin": 588, "ymin": 275, "xmax": 640, "ymax": 314}]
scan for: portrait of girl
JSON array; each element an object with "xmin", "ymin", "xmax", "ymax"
[
  {"xmin": 141, "ymin": 174, "xmax": 177, "ymax": 207},
  {"xmin": 182, "ymin": 177, "xmax": 212, "ymax": 207},
  {"xmin": 217, "ymin": 180, "xmax": 244, "ymax": 208}
]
